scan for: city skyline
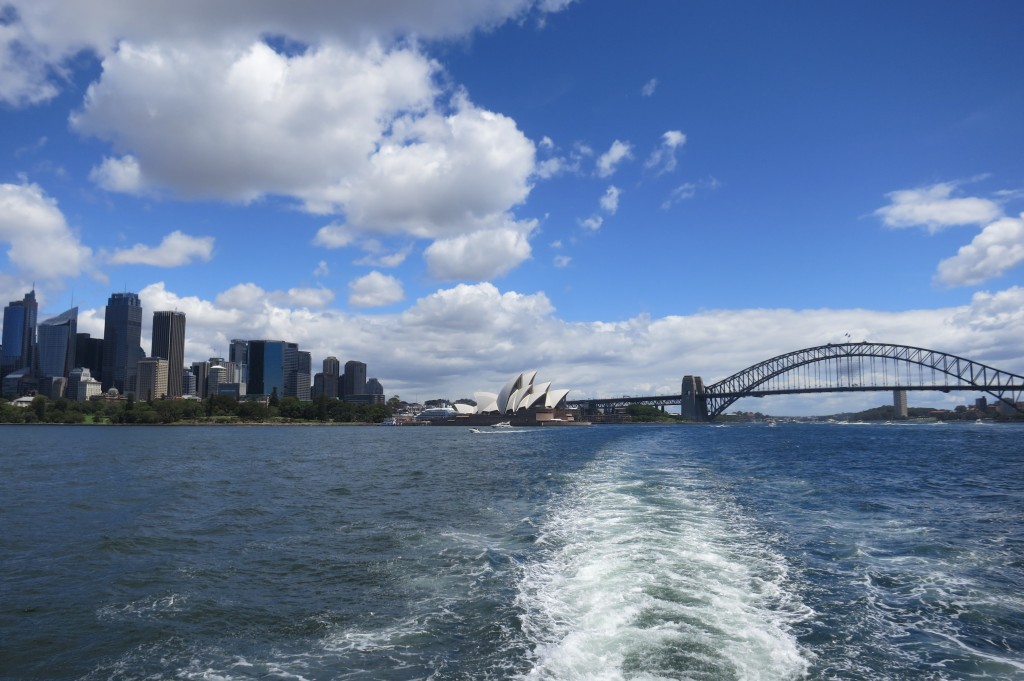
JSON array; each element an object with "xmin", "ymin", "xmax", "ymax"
[{"xmin": 1, "ymin": 2, "xmax": 1023, "ymax": 413}]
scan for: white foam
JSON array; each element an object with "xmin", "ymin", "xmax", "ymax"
[{"xmin": 516, "ymin": 452, "xmax": 811, "ymax": 680}]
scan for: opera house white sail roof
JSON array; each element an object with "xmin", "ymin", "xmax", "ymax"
[{"xmin": 474, "ymin": 371, "xmax": 571, "ymax": 414}]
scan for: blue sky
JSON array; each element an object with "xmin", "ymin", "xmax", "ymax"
[{"xmin": 1, "ymin": 0, "xmax": 1022, "ymax": 412}]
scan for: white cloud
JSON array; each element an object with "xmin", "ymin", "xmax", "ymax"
[
  {"xmin": 89, "ymin": 154, "xmax": 144, "ymax": 193},
  {"xmin": 356, "ymin": 242, "xmax": 413, "ymax": 268},
  {"xmin": 935, "ymin": 213, "xmax": 1024, "ymax": 287},
  {"xmin": 72, "ymin": 40, "xmax": 439, "ymax": 205},
  {"xmin": 313, "ymin": 260, "xmax": 330, "ymax": 277},
  {"xmin": 288, "ymin": 286, "xmax": 335, "ymax": 308},
  {"xmin": 313, "ymin": 222, "xmax": 356, "ymax": 248},
  {"xmin": 0, "ymin": 182, "xmax": 94, "ymax": 280},
  {"xmin": 875, "ymin": 182, "xmax": 1003, "ymax": 233},
  {"xmin": 112, "ymin": 279, "xmax": 1024, "ymax": 411},
  {"xmin": 578, "ymin": 215, "xmax": 603, "ymax": 231},
  {"xmin": 641, "ymin": 78, "xmax": 657, "ymax": 97},
  {"xmin": 348, "ymin": 271, "xmax": 404, "ymax": 308},
  {"xmin": 424, "ymin": 223, "xmax": 534, "ymax": 280},
  {"xmin": 645, "ymin": 130, "xmax": 686, "ymax": 174},
  {"xmin": 0, "ymin": 1, "xmax": 577, "ymax": 106},
  {"xmin": 61, "ymin": 24, "xmax": 538, "ymax": 282},
  {"xmin": 662, "ymin": 182, "xmax": 696, "ymax": 209},
  {"xmin": 554, "ymin": 255, "xmax": 571, "ymax": 268},
  {"xmin": 108, "ymin": 230, "xmax": 214, "ymax": 267},
  {"xmin": 0, "ymin": 16, "xmax": 59, "ymax": 105},
  {"xmin": 596, "ymin": 140, "xmax": 632, "ymax": 177},
  {"xmin": 600, "ymin": 185, "xmax": 621, "ymax": 214}
]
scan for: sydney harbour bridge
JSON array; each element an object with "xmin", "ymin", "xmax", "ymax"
[{"xmin": 564, "ymin": 342, "xmax": 1024, "ymax": 421}]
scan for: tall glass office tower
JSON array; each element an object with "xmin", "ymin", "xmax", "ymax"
[
  {"xmin": 1, "ymin": 289, "xmax": 37, "ymax": 380},
  {"xmin": 246, "ymin": 340, "xmax": 285, "ymax": 399},
  {"xmin": 101, "ymin": 292, "xmax": 143, "ymax": 394},
  {"xmin": 36, "ymin": 307, "xmax": 78, "ymax": 379},
  {"xmin": 151, "ymin": 311, "xmax": 186, "ymax": 397}
]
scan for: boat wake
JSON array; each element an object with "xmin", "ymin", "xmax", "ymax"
[{"xmin": 515, "ymin": 446, "xmax": 811, "ymax": 679}]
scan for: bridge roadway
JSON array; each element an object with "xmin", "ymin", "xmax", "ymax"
[{"xmin": 562, "ymin": 342, "xmax": 1024, "ymax": 421}]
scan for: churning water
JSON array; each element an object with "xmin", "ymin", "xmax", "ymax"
[{"xmin": 2, "ymin": 422, "xmax": 1022, "ymax": 679}]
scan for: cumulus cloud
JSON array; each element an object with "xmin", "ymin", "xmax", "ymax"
[
  {"xmin": 935, "ymin": 214, "xmax": 1024, "ymax": 287},
  {"xmin": 875, "ymin": 182, "xmax": 1002, "ymax": 233},
  {"xmin": 596, "ymin": 140, "xmax": 632, "ymax": 177},
  {"xmin": 109, "ymin": 279, "xmax": 1024, "ymax": 412},
  {"xmin": 0, "ymin": 1, "xmax": 577, "ymax": 106},
  {"xmin": 578, "ymin": 215, "xmax": 603, "ymax": 231},
  {"xmin": 641, "ymin": 78, "xmax": 657, "ymax": 97},
  {"xmin": 876, "ymin": 181, "xmax": 1024, "ymax": 287},
  {"xmin": 108, "ymin": 230, "xmax": 214, "ymax": 267},
  {"xmin": 554, "ymin": 254, "xmax": 571, "ymax": 268},
  {"xmin": 348, "ymin": 271, "xmax": 404, "ymax": 308},
  {"xmin": 72, "ymin": 40, "xmax": 439, "ymax": 205},
  {"xmin": 0, "ymin": 182, "xmax": 94, "ymax": 280},
  {"xmin": 424, "ymin": 223, "xmax": 534, "ymax": 280},
  {"xmin": 287, "ymin": 286, "xmax": 335, "ymax": 308},
  {"xmin": 313, "ymin": 222, "xmax": 357, "ymax": 249},
  {"xmin": 19, "ymin": 3, "xmax": 544, "ymax": 283},
  {"xmin": 89, "ymin": 154, "xmax": 144, "ymax": 193}
]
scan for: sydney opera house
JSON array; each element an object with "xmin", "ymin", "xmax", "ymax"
[{"xmin": 427, "ymin": 370, "xmax": 586, "ymax": 426}]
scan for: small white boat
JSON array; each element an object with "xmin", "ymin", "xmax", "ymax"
[{"xmin": 492, "ymin": 421, "xmax": 513, "ymax": 429}]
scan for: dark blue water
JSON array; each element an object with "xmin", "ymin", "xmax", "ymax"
[{"xmin": 1, "ymin": 422, "xmax": 1021, "ymax": 680}]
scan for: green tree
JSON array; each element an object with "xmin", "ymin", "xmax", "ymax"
[{"xmin": 31, "ymin": 395, "xmax": 47, "ymax": 421}]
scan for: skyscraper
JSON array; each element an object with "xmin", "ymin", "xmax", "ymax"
[
  {"xmin": 284, "ymin": 342, "xmax": 299, "ymax": 399},
  {"xmin": 296, "ymin": 350, "xmax": 311, "ymax": 401},
  {"xmin": 36, "ymin": 307, "xmax": 78, "ymax": 379},
  {"xmin": 341, "ymin": 360, "xmax": 367, "ymax": 398},
  {"xmin": 151, "ymin": 311, "xmax": 186, "ymax": 398},
  {"xmin": 229, "ymin": 339, "xmax": 248, "ymax": 384},
  {"xmin": 322, "ymin": 356, "xmax": 340, "ymax": 399},
  {"xmin": 1, "ymin": 289, "xmax": 37, "ymax": 380},
  {"xmin": 75, "ymin": 333, "xmax": 104, "ymax": 379},
  {"xmin": 247, "ymin": 340, "xmax": 286, "ymax": 399},
  {"xmin": 102, "ymin": 292, "xmax": 143, "ymax": 394}
]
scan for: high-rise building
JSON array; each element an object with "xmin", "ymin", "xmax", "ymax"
[
  {"xmin": 283, "ymin": 343, "xmax": 299, "ymax": 399},
  {"xmin": 229, "ymin": 339, "xmax": 248, "ymax": 384},
  {"xmin": 366, "ymin": 377, "xmax": 384, "ymax": 396},
  {"xmin": 893, "ymin": 389, "xmax": 908, "ymax": 419},
  {"xmin": 207, "ymin": 364, "xmax": 228, "ymax": 396},
  {"xmin": 75, "ymin": 333, "xmax": 104, "ymax": 379},
  {"xmin": 247, "ymin": 340, "xmax": 286, "ymax": 399},
  {"xmin": 36, "ymin": 307, "xmax": 77, "ymax": 379},
  {"xmin": 296, "ymin": 351, "xmax": 311, "ymax": 401},
  {"xmin": 151, "ymin": 311, "xmax": 186, "ymax": 398},
  {"xmin": 102, "ymin": 292, "xmax": 143, "ymax": 394},
  {"xmin": 137, "ymin": 358, "xmax": 169, "ymax": 401},
  {"xmin": 323, "ymin": 356, "xmax": 340, "ymax": 399},
  {"xmin": 191, "ymin": 361, "xmax": 210, "ymax": 398},
  {"xmin": 182, "ymin": 368, "xmax": 197, "ymax": 397},
  {"xmin": 341, "ymin": 360, "xmax": 367, "ymax": 398},
  {"xmin": 1, "ymin": 289, "xmax": 38, "ymax": 380}
]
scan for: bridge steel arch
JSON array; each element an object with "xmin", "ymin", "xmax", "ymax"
[{"xmin": 702, "ymin": 342, "xmax": 1024, "ymax": 420}]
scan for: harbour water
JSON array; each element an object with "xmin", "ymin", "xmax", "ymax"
[{"xmin": 1, "ymin": 422, "xmax": 1022, "ymax": 680}]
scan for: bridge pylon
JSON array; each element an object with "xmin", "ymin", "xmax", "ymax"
[{"xmin": 681, "ymin": 375, "xmax": 708, "ymax": 422}]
